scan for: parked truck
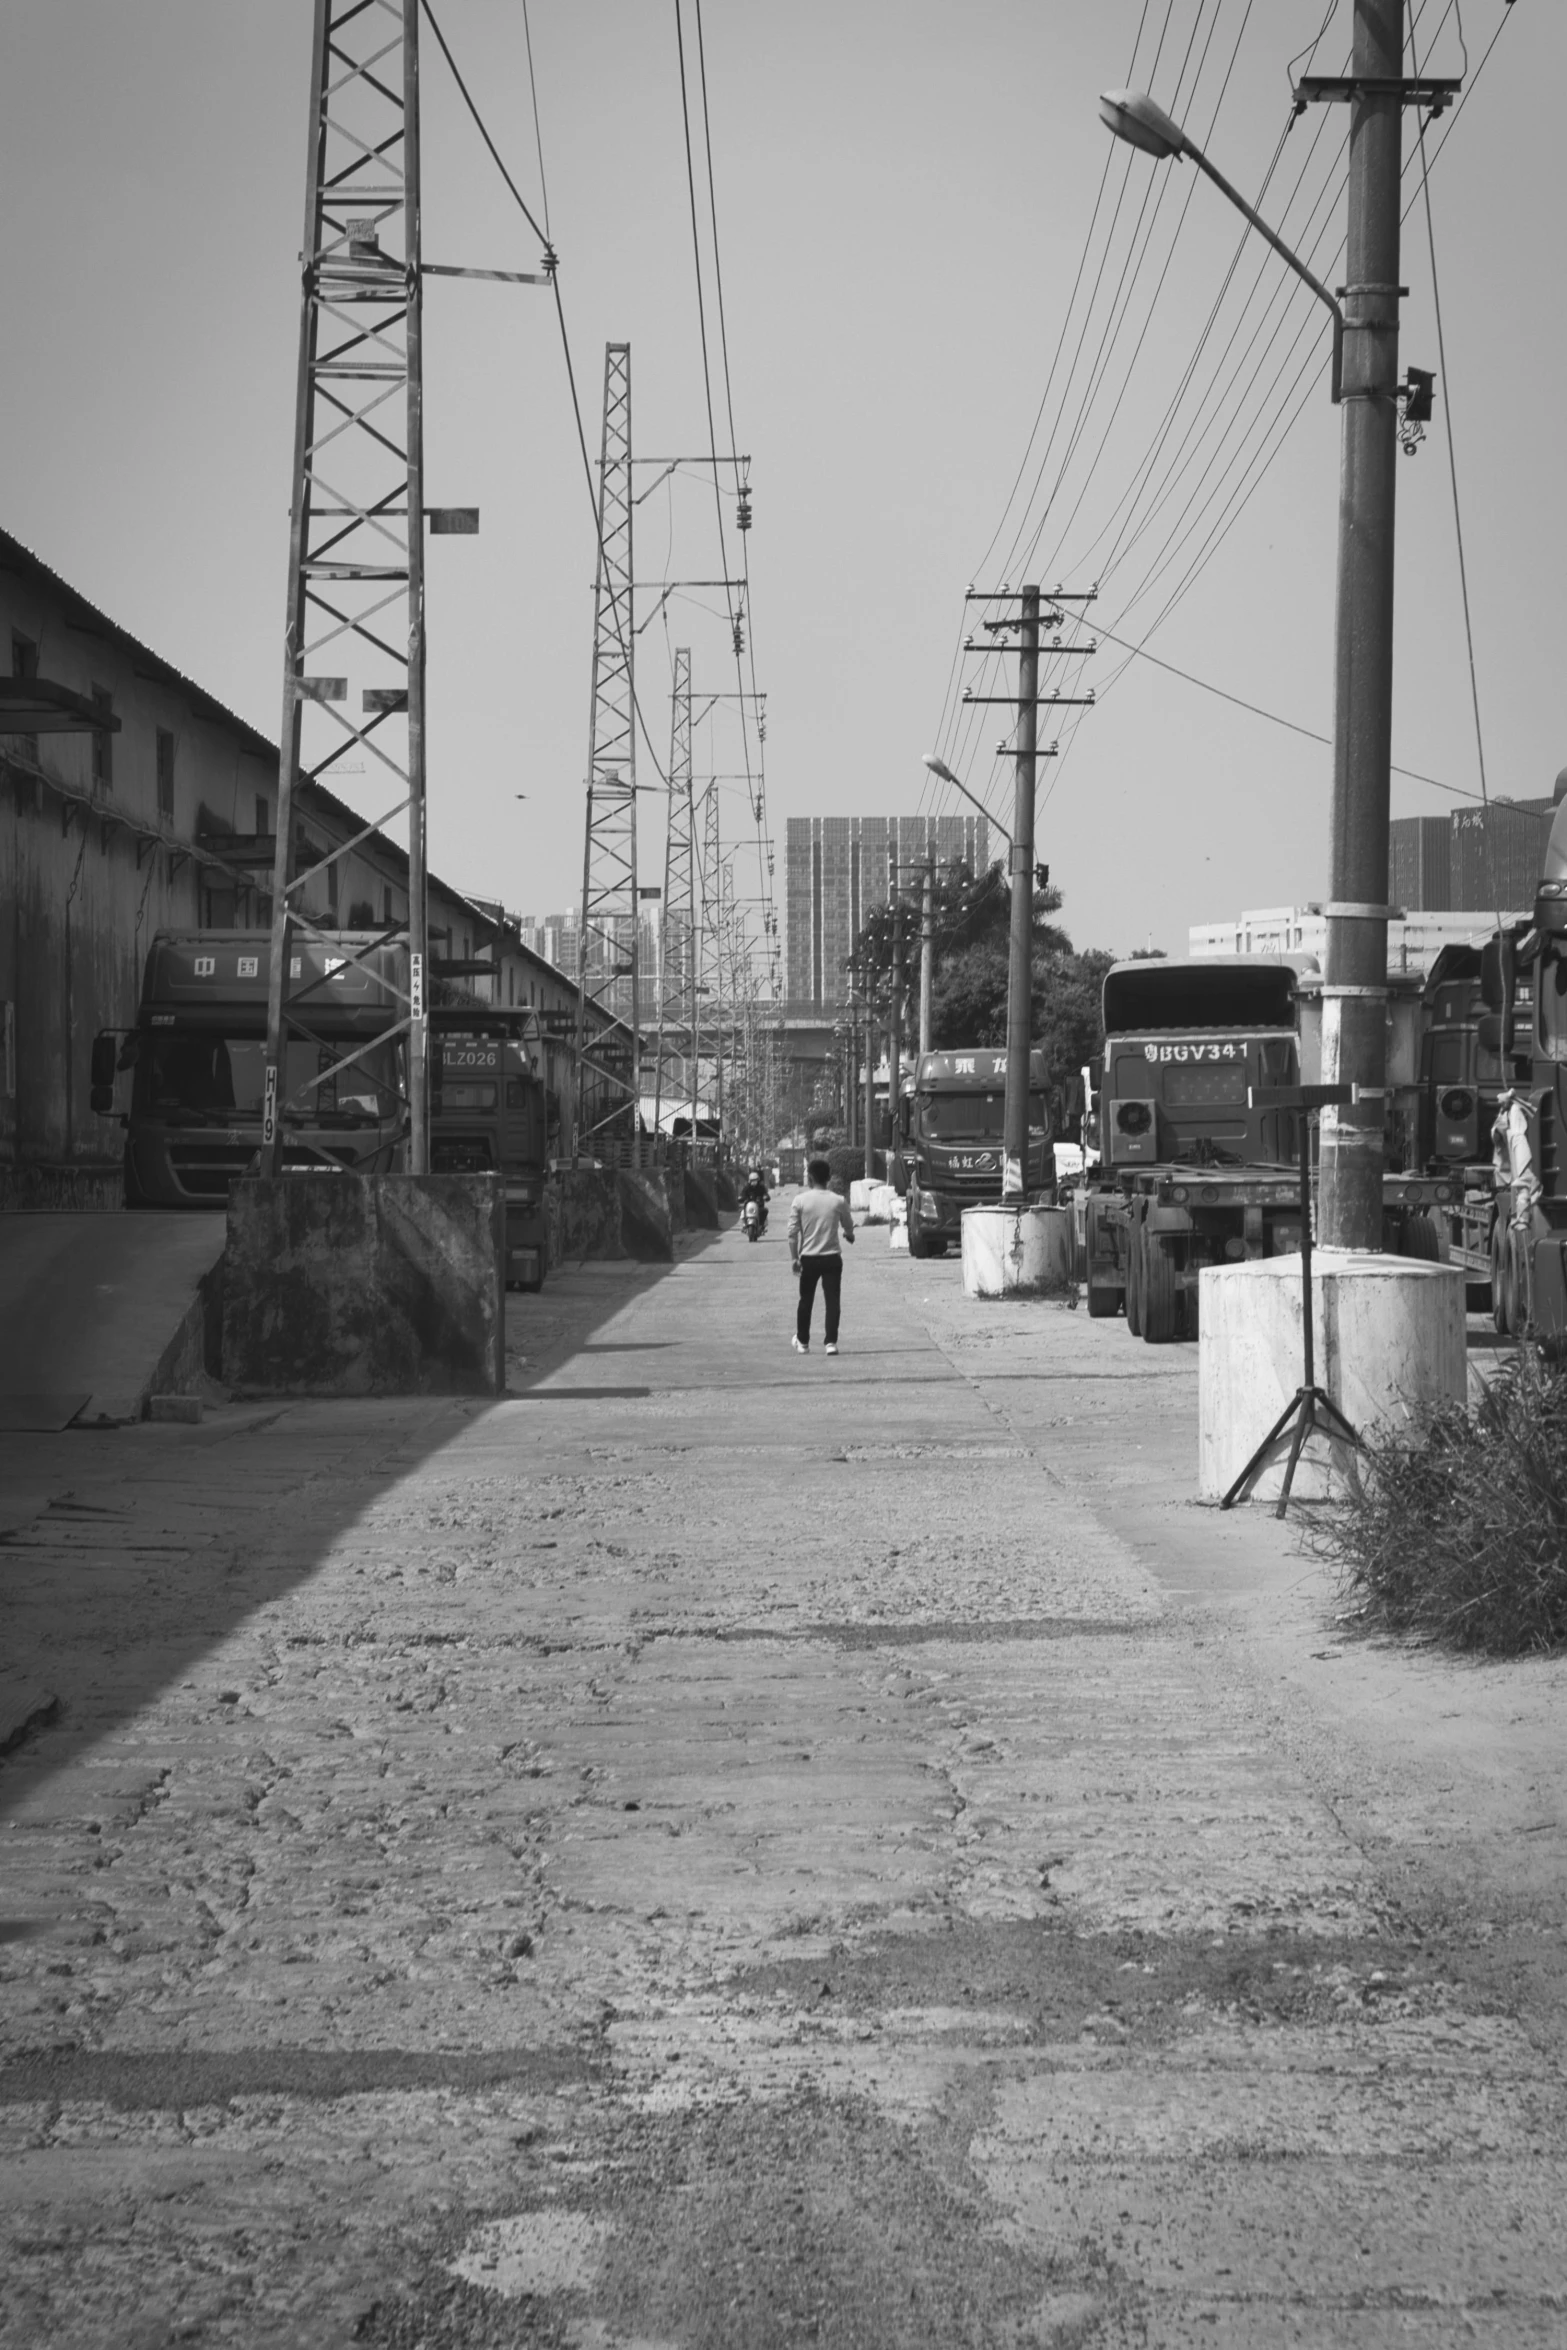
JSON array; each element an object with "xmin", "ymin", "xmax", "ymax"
[
  {"xmin": 429, "ymin": 1006, "xmax": 549, "ymax": 1291},
  {"xmin": 1411, "ymin": 938, "xmax": 1523, "ymax": 1311},
  {"xmin": 1476, "ymin": 800, "xmax": 1567, "ymax": 1337},
  {"xmin": 96, "ymin": 930, "xmax": 404, "ymax": 1206},
  {"xmin": 1077, "ymin": 956, "xmax": 1459, "ymax": 1340},
  {"xmin": 894, "ymin": 1045, "xmax": 1052, "ymax": 1259}
]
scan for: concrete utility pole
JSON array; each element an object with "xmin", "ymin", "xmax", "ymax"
[
  {"xmin": 1002, "ymin": 585, "xmax": 1040, "ymax": 1200},
  {"xmin": 888, "ymin": 882, "xmax": 903, "ymax": 1159},
  {"xmin": 862, "ymin": 956, "xmax": 876, "ymax": 1183},
  {"xmin": 1319, "ymin": 0, "xmax": 1404, "ymax": 1250},
  {"xmin": 919, "ymin": 854, "xmax": 934, "ymax": 1058}
]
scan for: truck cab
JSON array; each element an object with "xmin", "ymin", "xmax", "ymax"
[
  {"xmin": 1082, "ymin": 958, "xmax": 1306, "ymax": 1336},
  {"xmin": 429, "ymin": 1007, "xmax": 549, "ymax": 1291},
  {"xmin": 900, "ymin": 1046, "xmax": 1052, "ymax": 1259},
  {"xmin": 105, "ymin": 931, "xmax": 404, "ymax": 1205}
]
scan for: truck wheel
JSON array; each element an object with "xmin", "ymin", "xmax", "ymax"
[
  {"xmin": 1141, "ymin": 1227, "xmax": 1177, "ymax": 1342},
  {"xmin": 1400, "ymin": 1211, "xmax": 1442, "ymax": 1262},
  {"xmin": 1086, "ymin": 1281, "xmax": 1118, "ymax": 1319},
  {"xmin": 1124, "ymin": 1215, "xmax": 1144, "ymax": 1337},
  {"xmin": 1491, "ymin": 1219, "xmax": 1510, "ymax": 1335},
  {"xmin": 908, "ymin": 1224, "xmax": 930, "ymax": 1260},
  {"xmin": 1181, "ymin": 1280, "xmax": 1201, "ymax": 1340}
]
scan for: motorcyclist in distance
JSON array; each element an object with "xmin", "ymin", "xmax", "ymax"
[{"xmin": 740, "ymin": 1165, "xmax": 770, "ymax": 1233}]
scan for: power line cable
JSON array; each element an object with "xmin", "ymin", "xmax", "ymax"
[
  {"xmin": 420, "ymin": 0, "xmax": 672, "ymax": 789},
  {"xmin": 1088, "ymin": 617, "xmax": 1481, "ymax": 800},
  {"xmin": 1037, "ymin": 0, "xmax": 1504, "ymax": 814},
  {"xmin": 695, "ymin": 0, "xmax": 778, "ymax": 987},
  {"xmin": 420, "ymin": 0, "xmax": 550, "ymax": 250},
  {"xmin": 521, "ymin": 0, "xmax": 552, "ymax": 243},
  {"xmin": 1412, "ymin": 4, "xmax": 1498, "ymax": 917}
]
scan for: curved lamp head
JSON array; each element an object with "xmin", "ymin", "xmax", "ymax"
[
  {"xmin": 922, "ymin": 752, "xmax": 959, "ymax": 787},
  {"xmin": 1098, "ymin": 88, "xmax": 1187, "ymax": 161}
]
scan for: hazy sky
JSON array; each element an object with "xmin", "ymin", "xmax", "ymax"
[{"xmin": 3, "ymin": 1, "xmax": 1560, "ymax": 966}]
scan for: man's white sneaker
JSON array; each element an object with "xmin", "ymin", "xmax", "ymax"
[
  {"xmin": 792, "ymin": 1336, "xmax": 808, "ymax": 1353},
  {"xmin": 824, "ymin": 1342, "xmax": 838, "ymax": 1356}
]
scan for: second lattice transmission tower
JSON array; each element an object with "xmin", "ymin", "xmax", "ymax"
[{"xmin": 575, "ymin": 343, "xmax": 639, "ymax": 1161}]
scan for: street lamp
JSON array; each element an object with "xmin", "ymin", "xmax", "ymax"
[
  {"xmin": 922, "ymin": 753, "xmax": 1012, "ymax": 850},
  {"xmin": 1099, "ymin": 89, "xmax": 1344, "ymax": 400}
]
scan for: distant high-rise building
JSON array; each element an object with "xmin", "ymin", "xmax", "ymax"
[
  {"xmin": 1388, "ymin": 815, "xmax": 1451, "ymax": 912},
  {"xmin": 518, "ymin": 907, "xmax": 663, "ymax": 1026},
  {"xmin": 1389, "ymin": 795, "xmax": 1558, "ymax": 915},
  {"xmin": 784, "ymin": 814, "xmax": 990, "ymax": 1010}
]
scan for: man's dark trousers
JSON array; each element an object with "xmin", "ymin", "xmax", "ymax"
[{"xmin": 797, "ymin": 1256, "xmax": 842, "ymax": 1347}]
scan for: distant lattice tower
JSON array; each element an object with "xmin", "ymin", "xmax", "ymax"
[
  {"xmin": 652, "ymin": 648, "xmax": 696, "ymax": 1136},
  {"xmin": 574, "ymin": 343, "xmax": 639, "ymax": 1161}
]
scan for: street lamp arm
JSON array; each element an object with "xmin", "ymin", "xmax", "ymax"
[
  {"xmin": 1099, "ymin": 88, "xmax": 1344, "ymax": 403},
  {"xmin": 921, "ymin": 752, "xmax": 1013, "ymax": 850},
  {"xmin": 1183, "ymin": 145, "xmax": 1345, "ymax": 404}
]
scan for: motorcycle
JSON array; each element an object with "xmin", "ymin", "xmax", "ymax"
[{"xmin": 742, "ymin": 1196, "xmax": 767, "ymax": 1242}]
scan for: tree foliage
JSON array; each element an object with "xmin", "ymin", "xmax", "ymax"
[{"xmin": 847, "ymin": 860, "xmax": 1113, "ymax": 1116}]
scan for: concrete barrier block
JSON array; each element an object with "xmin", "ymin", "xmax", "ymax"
[
  {"xmin": 683, "ymin": 1167, "xmax": 720, "ymax": 1229},
  {"xmin": 616, "ymin": 1170, "xmax": 675, "ymax": 1262},
  {"xmin": 223, "ymin": 1174, "xmax": 504, "ymax": 1396},
  {"xmin": 961, "ymin": 1205, "xmax": 1073, "ymax": 1297},
  {"xmin": 1198, "ymin": 1249, "xmax": 1466, "ymax": 1502}
]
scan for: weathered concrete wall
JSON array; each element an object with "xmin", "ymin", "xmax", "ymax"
[
  {"xmin": 0, "ymin": 1165, "xmax": 124, "ymax": 1212},
  {"xmin": 544, "ymin": 1165, "xmax": 702, "ymax": 1268},
  {"xmin": 683, "ymin": 1167, "xmax": 720, "ymax": 1229},
  {"xmin": 223, "ymin": 1174, "xmax": 504, "ymax": 1396},
  {"xmin": 147, "ymin": 1256, "xmax": 226, "ymax": 1404}
]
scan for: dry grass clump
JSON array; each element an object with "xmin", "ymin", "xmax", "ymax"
[{"xmin": 1327, "ymin": 1349, "xmax": 1567, "ymax": 1655}]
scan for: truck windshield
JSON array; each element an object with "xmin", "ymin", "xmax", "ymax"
[
  {"xmin": 144, "ymin": 1035, "xmax": 398, "ymax": 1125},
  {"xmin": 918, "ymin": 1092, "xmax": 1047, "ymax": 1137}
]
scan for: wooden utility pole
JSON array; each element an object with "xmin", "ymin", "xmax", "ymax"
[
  {"xmin": 1318, "ymin": 0, "xmax": 1404, "ymax": 1248},
  {"xmin": 1002, "ymin": 585, "xmax": 1040, "ymax": 1200}
]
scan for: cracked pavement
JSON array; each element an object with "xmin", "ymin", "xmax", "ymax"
[{"xmin": 3, "ymin": 1210, "xmax": 1566, "ymax": 2346}]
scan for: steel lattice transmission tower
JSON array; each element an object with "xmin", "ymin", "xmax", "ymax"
[
  {"xmin": 263, "ymin": 0, "xmax": 430, "ymax": 1176},
  {"xmin": 574, "ymin": 343, "xmax": 639, "ymax": 1163},
  {"xmin": 652, "ymin": 648, "xmax": 696, "ymax": 1140}
]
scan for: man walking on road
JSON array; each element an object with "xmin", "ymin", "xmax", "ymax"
[{"xmin": 788, "ymin": 1155, "xmax": 855, "ymax": 1355}]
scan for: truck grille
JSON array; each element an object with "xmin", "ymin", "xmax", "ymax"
[{"xmin": 167, "ymin": 1143, "xmax": 355, "ymax": 1198}]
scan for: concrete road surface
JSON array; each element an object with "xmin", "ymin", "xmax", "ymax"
[{"xmin": 2, "ymin": 1204, "xmax": 1565, "ymax": 2347}]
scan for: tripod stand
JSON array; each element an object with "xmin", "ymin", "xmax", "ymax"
[{"xmin": 1220, "ymin": 1088, "xmax": 1360, "ymax": 1520}]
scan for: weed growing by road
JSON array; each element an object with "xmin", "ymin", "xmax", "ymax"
[{"xmin": 1326, "ymin": 1349, "xmax": 1567, "ymax": 1654}]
